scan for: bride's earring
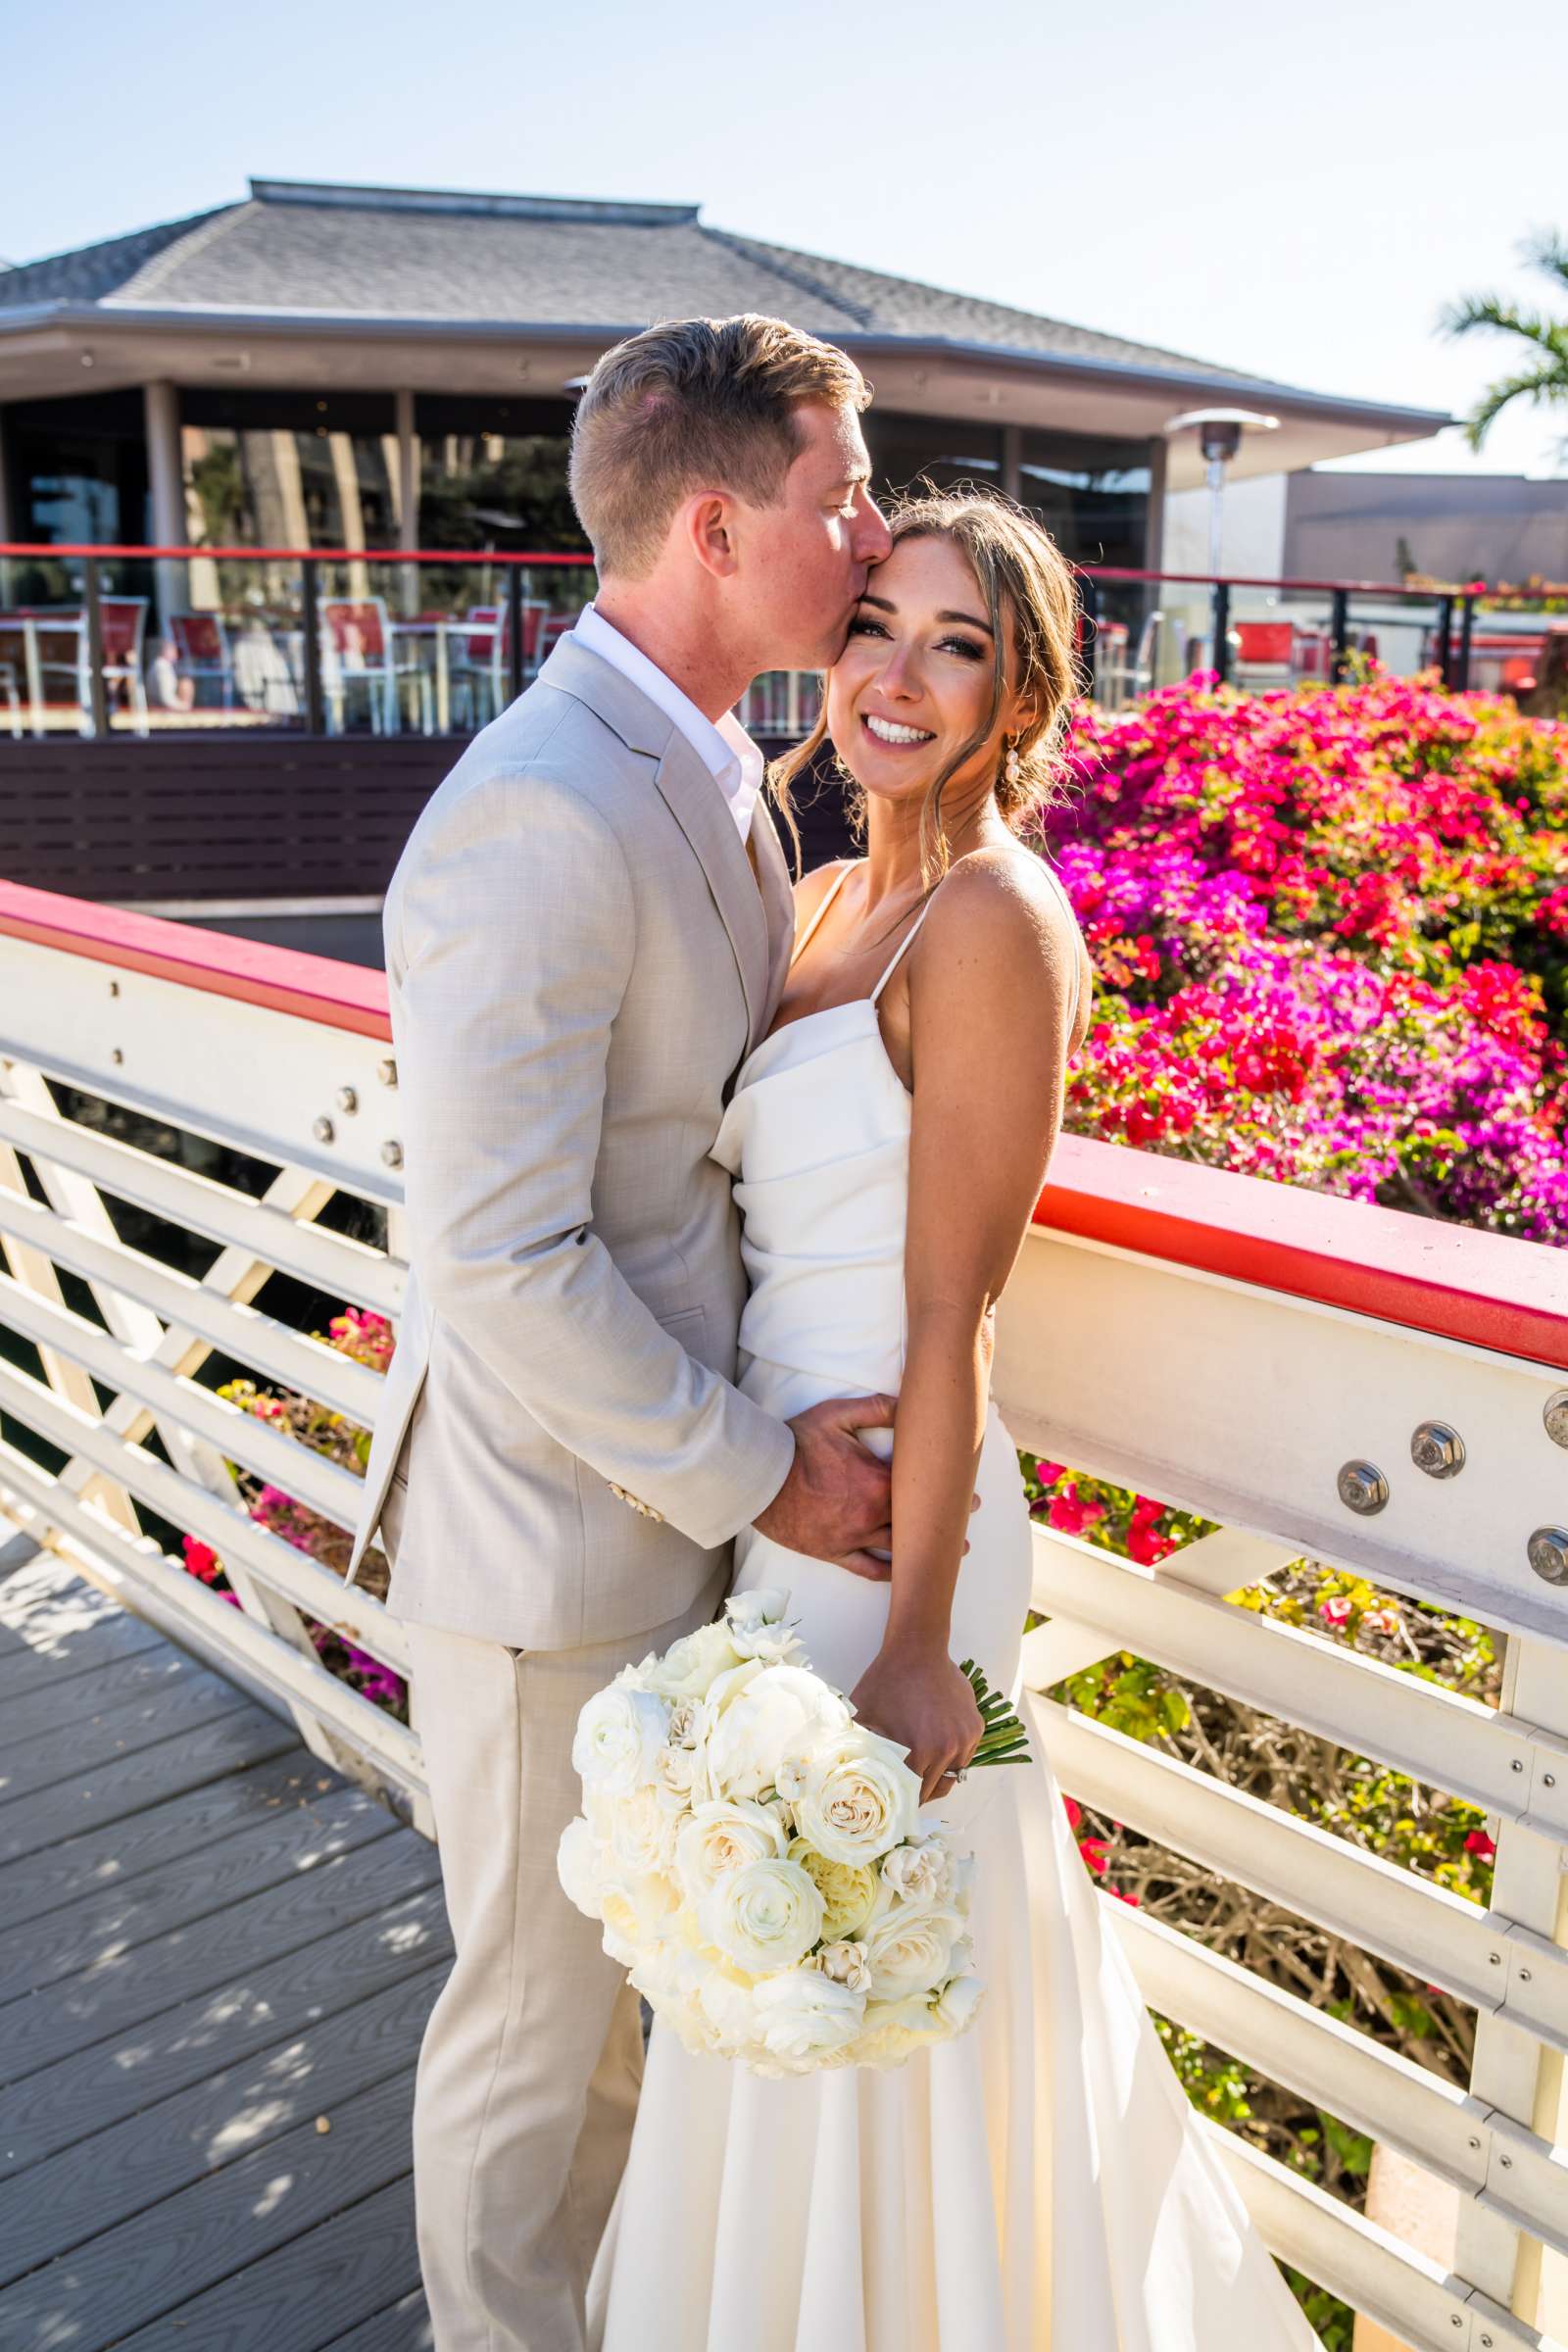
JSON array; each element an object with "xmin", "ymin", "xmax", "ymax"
[{"xmin": 1004, "ymin": 740, "xmax": 1021, "ymax": 789}]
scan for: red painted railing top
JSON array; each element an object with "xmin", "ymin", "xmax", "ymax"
[
  {"xmin": 0, "ymin": 542, "xmax": 1471, "ymax": 599},
  {"xmin": 3, "ymin": 880, "xmax": 1564, "ymax": 1371}
]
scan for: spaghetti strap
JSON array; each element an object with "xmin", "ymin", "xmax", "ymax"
[
  {"xmin": 789, "ymin": 863, "xmax": 853, "ymax": 969},
  {"xmin": 869, "ymin": 896, "xmax": 937, "ymax": 1004}
]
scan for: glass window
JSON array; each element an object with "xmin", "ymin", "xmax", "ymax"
[
  {"xmin": 3, "ymin": 391, "xmax": 151, "ymax": 601},
  {"xmin": 179, "ymin": 388, "xmax": 400, "ymax": 554},
  {"xmin": 416, "ymin": 395, "xmax": 583, "ymax": 553},
  {"xmin": 1017, "ymin": 430, "xmax": 1152, "ymax": 570},
  {"xmin": 864, "ymin": 412, "xmax": 1003, "ymax": 505}
]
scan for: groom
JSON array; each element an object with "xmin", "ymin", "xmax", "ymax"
[{"xmin": 347, "ymin": 315, "xmax": 897, "ymax": 2352}]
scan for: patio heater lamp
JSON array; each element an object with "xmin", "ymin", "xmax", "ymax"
[{"xmin": 1163, "ymin": 408, "xmax": 1280, "ymax": 576}]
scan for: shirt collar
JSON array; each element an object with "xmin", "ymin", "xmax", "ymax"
[{"xmin": 572, "ymin": 604, "xmax": 762, "ymax": 843}]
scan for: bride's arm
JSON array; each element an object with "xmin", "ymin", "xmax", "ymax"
[{"xmin": 849, "ymin": 849, "xmax": 1079, "ymax": 1801}]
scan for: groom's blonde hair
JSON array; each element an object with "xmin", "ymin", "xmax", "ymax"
[{"xmin": 569, "ymin": 315, "xmax": 869, "ymax": 580}]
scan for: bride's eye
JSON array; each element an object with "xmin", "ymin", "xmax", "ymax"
[
  {"xmin": 848, "ymin": 616, "xmax": 888, "ymax": 638},
  {"xmin": 938, "ymin": 635, "xmax": 987, "ymax": 662}
]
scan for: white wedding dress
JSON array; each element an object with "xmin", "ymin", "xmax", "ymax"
[{"xmin": 589, "ymin": 867, "xmax": 1320, "ymax": 2351}]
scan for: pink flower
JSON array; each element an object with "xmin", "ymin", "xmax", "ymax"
[
  {"xmin": 1318, "ymin": 1596, "xmax": 1353, "ymax": 1630},
  {"xmin": 1049, "ymin": 1484, "xmax": 1107, "ymax": 1537},
  {"xmin": 1464, "ymin": 1830, "xmax": 1496, "ymax": 1863}
]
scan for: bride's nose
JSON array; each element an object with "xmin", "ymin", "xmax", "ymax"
[{"xmin": 876, "ymin": 641, "xmax": 922, "ymax": 700}]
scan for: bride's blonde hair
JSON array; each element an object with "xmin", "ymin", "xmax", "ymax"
[{"xmin": 770, "ymin": 487, "xmax": 1083, "ymax": 878}]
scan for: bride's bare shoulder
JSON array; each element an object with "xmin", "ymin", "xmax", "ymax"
[
  {"xmin": 791, "ymin": 858, "xmax": 858, "ymax": 920},
  {"xmin": 923, "ymin": 843, "xmax": 1070, "ymax": 964}
]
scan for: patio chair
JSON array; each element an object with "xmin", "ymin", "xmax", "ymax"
[
  {"xmin": 1096, "ymin": 611, "xmax": 1163, "ymax": 707},
  {"xmin": 319, "ymin": 596, "xmax": 429, "ymax": 734},
  {"xmin": 1232, "ymin": 619, "xmax": 1295, "ymax": 692},
  {"xmin": 171, "ymin": 611, "xmax": 235, "ymax": 710}
]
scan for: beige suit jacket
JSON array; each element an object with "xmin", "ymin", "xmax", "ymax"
[{"xmin": 345, "ymin": 634, "xmax": 799, "ymax": 1649}]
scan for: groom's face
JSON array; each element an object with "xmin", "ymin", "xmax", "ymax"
[{"xmin": 739, "ymin": 404, "xmax": 891, "ymax": 671}]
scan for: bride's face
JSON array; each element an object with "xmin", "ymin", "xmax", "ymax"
[{"xmin": 826, "ymin": 534, "xmax": 1027, "ymax": 812}]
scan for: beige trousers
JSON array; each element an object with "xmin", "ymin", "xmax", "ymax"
[{"xmin": 404, "ymin": 1561, "xmax": 729, "ymax": 2352}]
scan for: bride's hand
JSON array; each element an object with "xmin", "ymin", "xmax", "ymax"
[{"xmin": 849, "ymin": 1639, "xmax": 984, "ymax": 1807}]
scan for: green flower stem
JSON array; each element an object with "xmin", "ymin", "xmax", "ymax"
[{"xmin": 960, "ymin": 1658, "xmax": 1032, "ymax": 1769}]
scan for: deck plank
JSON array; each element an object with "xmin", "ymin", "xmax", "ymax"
[
  {"xmin": 2, "ymin": 1883, "xmax": 449, "ymax": 2175},
  {"xmin": 109, "ymin": 2177, "xmax": 423, "ymax": 2352},
  {"xmin": 0, "ymin": 1780, "xmax": 394, "ymax": 2004},
  {"xmin": 0, "ymin": 1656, "xmax": 255, "ymax": 1805},
  {"xmin": 0, "ymin": 1701, "xmax": 298, "ymax": 1866},
  {"xmin": 321, "ymin": 2286, "xmax": 434, "ymax": 2351},
  {"xmin": 0, "ymin": 1604, "xmax": 165, "ymax": 1703},
  {"xmin": 2, "ymin": 1964, "xmax": 443, "ymax": 2283},
  {"xmin": 0, "ymin": 2066, "xmax": 421, "ymax": 2350},
  {"xmin": 0, "ymin": 1638, "xmax": 225, "ymax": 1751},
  {"xmin": 0, "ymin": 1748, "xmax": 325, "ymax": 1929},
  {"xmin": 0, "ymin": 1826, "xmax": 443, "ymax": 2080}
]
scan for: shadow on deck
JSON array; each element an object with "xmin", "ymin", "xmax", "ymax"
[{"xmin": 0, "ymin": 1535, "xmax": 444, "ymax": 2350}]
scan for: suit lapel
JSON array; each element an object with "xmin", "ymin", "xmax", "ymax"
[
  {"xmin": 538, "ymin": 634, "xmax": 774, "ymax": 1054},
  {"xmin": 648, "ymin": 728, "xmax": 772, "ymax": 1054},
  {"xmin": 751, "ymin": 798, "xmax": 797, "ymax": 1027}
]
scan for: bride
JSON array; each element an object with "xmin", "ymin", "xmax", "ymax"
[{"xmin": 589, "ymin": 491, "xmax": 1320, "ymax": 2351}]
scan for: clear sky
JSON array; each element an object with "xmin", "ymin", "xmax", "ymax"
[{"xmin": 3, "ymin": 0, "xmax": 1565, "ymax": 478}]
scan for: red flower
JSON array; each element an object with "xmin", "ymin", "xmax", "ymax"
[
  {"xmin": 1464, "ymin": 1830, "xmax": 1496, "ymax": 1864},
  {"xmin": 1049, "ymin": 1484, "xmax": 1107, "ymax": 1537}
]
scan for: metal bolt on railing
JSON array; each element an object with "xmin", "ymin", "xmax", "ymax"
[
  {"xmin": 1338, "ymin": 1460, "xmax": 1389, "ymax": 1515},
  {"xmin": 1528, "ymin": 1528, "xmax": 1568, "ymax": 1585},
  {"xmin": 1544, "ymin": 1391, "xmax": 1568, "ymax": 1447},
  {"xmin": 1411, "ymin": 1421, "xmax": 1465, "ymax": 1478},
  {"xmin": 335, "ymin": 1087, "xmax": 358, "ymax": 1114},
  {"xmin": 377, "ymin": 1058, "xmax": 398, "ymax": 1088},
  {"xmin": 381, "ymin": 1141, "xmax": 404, "ymax": 1170},
  {"xmin": 312, "ymin": 1116, "xmax": 334, "ymax": 1145}
]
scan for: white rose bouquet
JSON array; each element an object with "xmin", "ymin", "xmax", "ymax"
[{"xmin": 558, "ymin": 1589, "xmax": 1027, "ymax": 2077}]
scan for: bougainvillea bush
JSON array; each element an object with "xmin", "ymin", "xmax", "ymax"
[{"xmin": 1043, "ymin": 668, "xmax": 1568, "ymax": 1244}]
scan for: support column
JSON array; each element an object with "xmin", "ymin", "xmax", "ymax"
[
  {"xmin": 0, "ymin": 405, "xmax": 13, "ymax": 606},
  {"xmin": 395, "ymin": 389, "xmax": 418, "ymax": 620},
  {"xmin": 1001, "ymin": 423, "xmax": 1022, "ymax": 504},
  {"xmin": 142, "ymin": 381, "xmax": 186, "ymax": 632}
]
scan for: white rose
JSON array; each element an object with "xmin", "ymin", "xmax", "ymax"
[
  {"xmin": 858, "ymin": 1904, "xmax": 964, "ymax": 2002},
  {"xmin": 703, "ymin": 1663, "xmax": 852, "ymax": 1801},
  {"xmin": 698, "ymin": 1856, "xmax": 825, "ymax": 1975},
  {"xmin": 666, "ymin": 1699, "xmax": 701, "ymax": 1747},
  {"xmin": 788, "ymin": 1839, "xmax": 878, "ymax": 1938},
  {"xmin": 653, "ymin": 1742, "xmax": 699, "ymax": 1800},
  {"xmin": 572, "ymin": 1685, "xmax": 671, "ymax": 1796},
  {"xmin": 647, "ymin": 1621, "xmax": 742, "ymax": 1702},
  {"xmin": 675, "ymin": 1799, "xmax": 790, "ymax": 1906},
  {"xmin": 695, "ymin": 1965, "xmax": 764, "ymax": 2055},
  {"xmin": 933, "ymin": 1970, "xmax": 986, "ymax": 2035},
  {"xmin": 597, "ymin": 1868, "xmax": 679, "ymax": 1967},
  {"xmin": 609, "ymin": 1784, "xmax": 681, "ymax": 1878},
  {"xmin": 556, "ymin": 1815, "xmax": 604, "ymax": 1920},
  {"xmin": 754, "ymin": 1965, "xmax": 866, "ymax": 2061},
  {"xmin": 854, "ymin": 1991, "xmax": 949, "ymax": 2069},
  {"xmin": 878, "ymin": 1835, "xmax": 952, "ymax": 1909},
  {"xmin": 949, "ymin": 1849, "xmax": 977, "ymax": 1917},
  {"xmin": 812, "ymin": 1938, "xmax": 873, "ymax": 1992},
  {"xmin": 725, "ymin": 1589, "xmax": 807, "ymax": 1665},
  {"xmin": 793, "ymin": 1740, "xmax": 920, "ymax": 1866}
]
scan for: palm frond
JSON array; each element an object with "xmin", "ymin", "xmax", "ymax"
[
  {"xmin": 1443, "ymin": 295, "xmax": 1567, "ymax": 358},
  {"xmin": 1463, "ymin": 360, "xmax": 1568, "ymax": 450},
  {"xmin": 1522, "ymin": 225, "xmax": 1568, "ymax": 294}
]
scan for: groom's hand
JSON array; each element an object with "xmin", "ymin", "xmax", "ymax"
[{"xmin": 753, "ymin": 1395, "xmax": 899, "ymax": 1580}]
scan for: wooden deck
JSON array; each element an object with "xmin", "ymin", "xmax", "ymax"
[{"xmin": 0, "ymin": 1535, "xmax": 446, "ymax": 2350}]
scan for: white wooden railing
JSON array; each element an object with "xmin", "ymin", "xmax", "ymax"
[{"xmin": 1, "ymin": 877, "xmax": 1566, "ymax": 2350}]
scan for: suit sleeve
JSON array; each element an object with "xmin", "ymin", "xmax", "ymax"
[{"xmin": 390, "ymin": 760, "xmax": 796, "ymax": 1548}]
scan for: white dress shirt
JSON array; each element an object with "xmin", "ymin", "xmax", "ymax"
[{"xmin": 571, "ymin": 604, "xmax": 762, "ymax": 845}]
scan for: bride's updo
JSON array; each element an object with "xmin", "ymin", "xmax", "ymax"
[{"xmin": 772, "ymin": 487, "xmax": 1083, "ymax": 868}]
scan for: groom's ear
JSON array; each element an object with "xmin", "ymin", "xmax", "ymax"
[{"xmin": 682, "ymin": 490, "xmax": 742, "ymax": 581}]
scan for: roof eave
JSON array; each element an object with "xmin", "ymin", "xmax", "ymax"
[{"xmin": 0, "ymin": 301, "xmax": 1454, "ymax": 434}]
